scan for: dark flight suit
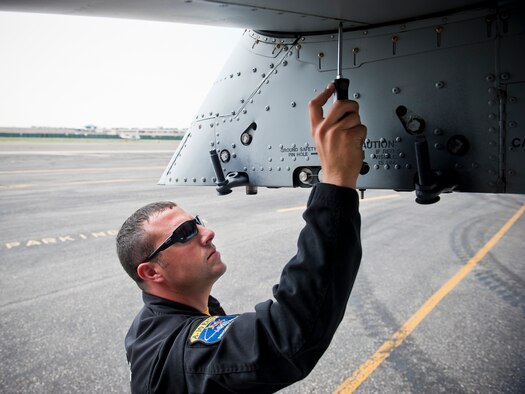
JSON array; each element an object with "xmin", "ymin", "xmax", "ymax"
[{"xmin": 125, "ymin": 183, "xmax": 362, "ymax": 393}]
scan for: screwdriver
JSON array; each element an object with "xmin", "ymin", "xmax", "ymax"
[
  {"xmin": 333, "ymin": 22, "xmax": 369, "ymax": 176},
  {"xmin": 334, "ymin": 22, "xmax": 350, "ymax": 100}
]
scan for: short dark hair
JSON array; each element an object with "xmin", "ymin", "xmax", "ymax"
[{"xmin": 116, "ymin": 201, "xmax": 177, "ymax": 287}]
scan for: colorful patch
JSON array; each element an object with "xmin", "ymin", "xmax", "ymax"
[{"xmin": 190, "ymin": 315, "xmax": 238, "ymax": 344}]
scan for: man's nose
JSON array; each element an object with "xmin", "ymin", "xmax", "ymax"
[{"xmin": 199, "ymin": 226, "xmax": 215, "ymax": 244}]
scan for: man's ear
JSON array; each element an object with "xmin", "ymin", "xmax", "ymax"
[{"xmin": 137, "ymin": 262, "xmax": 164, "ymax": 283}]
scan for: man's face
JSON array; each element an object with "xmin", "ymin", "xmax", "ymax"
[{"xmin": 143, "ymin": 206, "xmax": 226, "ymax": 293}]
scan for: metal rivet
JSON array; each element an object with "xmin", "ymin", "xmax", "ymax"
[
  {"xmin": 500, "ymin": 72, "xmax": 510, "ymax": 80},
  {"xmin": 291, "ymin": 101, "xmax": 296, "ymax": 107},
  {"xmin": 353, "ymin": 92, "xmax": 361, "ymax": 99},
  {"xmin": 508, "ymin": 121, "xmax": 517, "ymax": 128},
  {"xmin": 252, "ymin": 67, "xmax": 257, "ymax": 72},
  {"xmin": 488, "ymin": 113, "xmax": 496, "ymax": 120},
  {"xmin": 435, "ymin": 81, "xmax": 445, "ymax": 89},
  {"xmin": 396, "ymin": 137, "xmax": 402, "ymax": 142},
  {"xmin": 485, "ymin": 74, "xmax": 495, "ymax": 82},
  {"xmin": 374, "ymin": 164, "xmax": 380, "ymax": 170},
  {"xmin": 392, "ymin": 87, "xmax": 401, "ymax": 94},
  {"xmin": 265, "ymin": 106, "xmax": 270, "ymax": 111}
]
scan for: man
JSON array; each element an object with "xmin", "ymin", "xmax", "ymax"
[{"xmin": 117, "ymin": 83, "xmax": 366, "ymax": 393}]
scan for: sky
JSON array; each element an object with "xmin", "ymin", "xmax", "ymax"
[{"xmin": 0, "ymin": 11, "xmax": 243, "ymax": 129}]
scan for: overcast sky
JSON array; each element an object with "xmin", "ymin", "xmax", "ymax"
[{"xmin": 0, "ymin": 11, "xmax": 243, "ymax": 129}]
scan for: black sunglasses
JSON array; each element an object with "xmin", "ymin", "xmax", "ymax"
[{"xmin": 145, "ymin": 216, "xmax": 203, "ymax": 262}]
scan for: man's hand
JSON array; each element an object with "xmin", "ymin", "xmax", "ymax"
[{"xmin": 309, "ymin": 84, "xmax": 367, "ymax": 189}]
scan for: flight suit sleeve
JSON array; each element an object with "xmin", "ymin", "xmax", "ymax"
[{"xmin": 183, "ymin": 183, "xmax": 362, "ymax": 393}]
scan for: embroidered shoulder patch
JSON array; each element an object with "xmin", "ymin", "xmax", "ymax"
[{"xmin": 190, "ymin": 315, "xmax": 238, "ymax": 344}]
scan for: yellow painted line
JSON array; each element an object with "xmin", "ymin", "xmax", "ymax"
[
  {"xmin": 359, "ymin": 194, "xmax": 401, "ymax": 202},
  {"xmin": 0, "ymin": 178, "xmax": 155, "ymax": 189},
  {"xmin": 0, "ymin": 166, "xmax": 164, "ymax": 175},
  {"xmin": 277, "ymin": 194, "xmax": 400, "ymax": 212},
  {"xmin": 334, "ymin": 203, "xmax": 525, "ymax": 394}
]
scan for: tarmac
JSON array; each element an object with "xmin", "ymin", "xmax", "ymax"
[{"xmin": 1, "ymin": 138, "xmax": 524, "ymax": 393}]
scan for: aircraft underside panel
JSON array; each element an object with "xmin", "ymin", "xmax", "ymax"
[{"xmin": 159, "ymin": 3, "xmax": 525, "ymax": 198}]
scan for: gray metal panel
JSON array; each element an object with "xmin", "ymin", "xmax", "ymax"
[
  {"xmin": 0, "ymin": 0, "xmax": 490, "ymax": 32},
  {"xmin": 161, "ymin": 3, "xmax": 525, "ymax": 195},
  {"xmin": 506, "ymin": 81, "xmax": 525, "ymax": 194}
]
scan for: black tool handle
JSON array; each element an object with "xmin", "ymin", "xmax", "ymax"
[
  {"xmin": 334, "ymin": 77, "xmax": 350, "ymax": 100},
  {"xmin": 333, "ymin": 77, "xmax": 368, "ymax": 175}
]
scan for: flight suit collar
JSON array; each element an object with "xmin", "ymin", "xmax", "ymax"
[{"xmin": 142, "ymin": 291, "xmax": 226, "ymax": 316}]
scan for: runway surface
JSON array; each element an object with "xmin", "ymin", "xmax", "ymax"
[{"xmin": 1, "ymin": 138, "xmax": 524, "ymax": 393}]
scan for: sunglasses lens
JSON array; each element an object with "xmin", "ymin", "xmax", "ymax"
[{"xmin": 174, "ymin": 220, "xmax": 198, "ymax": 243}]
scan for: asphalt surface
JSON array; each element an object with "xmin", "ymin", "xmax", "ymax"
[{"xmin": 0, "ymin": 138, "xmax": 524, "ymax": 393}]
